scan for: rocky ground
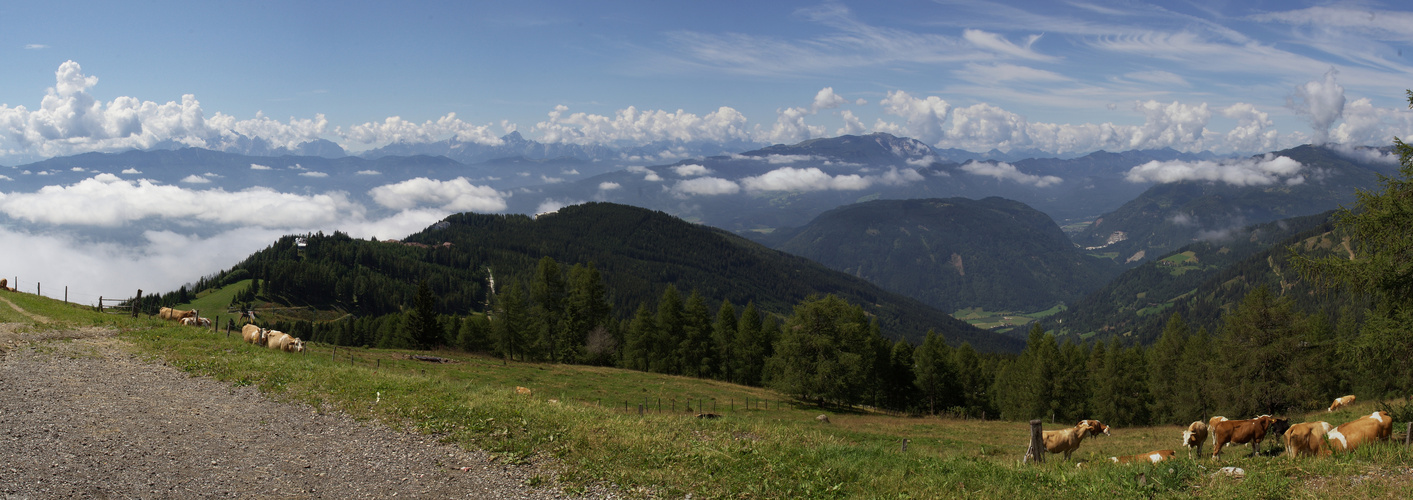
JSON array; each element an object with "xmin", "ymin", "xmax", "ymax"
[{"xmin": 0, "ymin": 314, "xmax": 616, "ymax": 499}]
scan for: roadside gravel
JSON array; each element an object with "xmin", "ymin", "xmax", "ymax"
[{"xmin": 0, "ymin": 328, "xmax": 616, "ymax": 499}]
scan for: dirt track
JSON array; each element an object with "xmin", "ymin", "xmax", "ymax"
[{"xmin": 0, "ymin": 325, "xmax": 614, "ymax": 499}]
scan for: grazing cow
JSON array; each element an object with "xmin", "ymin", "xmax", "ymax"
[
  {"xmin": 1183, "ymin": 421, "xmax": 1210, "ymax": 458},
  {"xmin": 266, "ymin": 331, "xmax": 304, "ymax": 352},
  {"xmin": 241, "ymin": 324, "xmax": 269, "ymax": 346},
  {"xmin": 1283, "ymin": 421, "xmax": 1334, "ymax": 457},
  {"xmin": 159, "ymin": 307, "xmax": 199, "ymax": 321},
  {"xmin": 1210, "ymin": 415, "xmax": 1289, "ymax": 458},
  {"xmin": 1078, "ymin": 419, "xmax": 1111, "ymax": 437},
  {"xmin": 1110, "ymin": 449, "xmax": 1176, "ymax": 464},
  {"xmin": 1326, "ymin": 411, "xmax": 1394, "ymax": 454},
  {"xmin": 1042, "ymin": 420, "xmax": 1104, "ymax": 460},
  {"xmin": 1328, "ymin": 395, "xmax": 1356, "ymax": 412}
]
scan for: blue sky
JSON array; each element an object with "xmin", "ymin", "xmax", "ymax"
[{"xmin": 3, "ymin": 0, "xmax": 1413, "ymax": 160}]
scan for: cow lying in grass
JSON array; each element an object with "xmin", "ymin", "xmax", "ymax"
[
  {"xmin": 179, "ymin": 317, "xmax": 212, "ymax": 327},
  {"xmin": 1326, "ymin": 411, "xmax": 1393, "ymax": 454},
  {"xmin": 1110, "ymin": 449, "xmax": 1175, "ymax": 464},
  {"xmin": 1042, "ymin": 420, "xmax": 1109, "ymax": 460},
  {"xmin": 266, "ymin": 331, "xmax": 305, "ymax": 353}
]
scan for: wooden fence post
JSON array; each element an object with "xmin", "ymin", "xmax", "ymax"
[
  {"xmin": 64, "ymin": 286, "xmax": 67, "ymax": 304},
  {"xmin": 132, "ymin": 289, "xmax": 142, "ymax": 318},
  {"xmin": 98, "ymin": 296, "xmax": 103, "ymax": 313},
  {"xmin": 1405, "ymin": 422, "xmax": 1412, "ymax": 446},
  {"xmin": 1025, "ymin": 419, "xmax": 1045, "ymax": 464}
]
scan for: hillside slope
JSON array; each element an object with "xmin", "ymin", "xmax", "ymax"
[
  {"xmin": 230, "ymin": 203, "xmax": 1021, "ymax": 351},
  {"xmin": 768, "ymin": 197, "xmax": 1118, "ymax": 312}
]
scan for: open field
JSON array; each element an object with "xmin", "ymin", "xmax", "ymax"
[
  {"xmin": 954, "ymin": 305, "xmax": 1066, "ymax": 333},
  {"xmin": 4, "ymin": 290, "xmax": 1413, "ymax": 498}
]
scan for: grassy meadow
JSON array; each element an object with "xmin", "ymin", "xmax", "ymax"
[{"xmin": 4, "ymin": 290, "xmax": 1412, "ymax": 498}]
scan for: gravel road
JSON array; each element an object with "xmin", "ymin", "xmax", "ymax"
[{"xmin": 0, "ymin": 324, "xmax": 616, "ymax": 499}]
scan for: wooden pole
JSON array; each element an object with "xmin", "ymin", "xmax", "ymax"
[
  {"xmin": 1405, "ymin": 422, "xmax": 1412, "ymax": 446},
  {"xmin": 132, "ymin": 289, "xmax": 142, "ymax": 318},
  {"xmin": 98, "ymin": 296, "xmax": 103, "ymax": 313},
  {"xmin": 64, "ymin": 286, "xmax": 67, "ymax": 304},
  {"xmin": 1025, "ymin": 419, "xmax": 1045, "ymax": 464}
]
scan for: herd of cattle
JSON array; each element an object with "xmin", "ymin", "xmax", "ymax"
[
  {"xmin": 157, "ymin": 306, "xmax": 304, "ymax": 353},
  {"xmin": 1043, "ymin": 394, "xmax": 1396, "ymax": 465}
]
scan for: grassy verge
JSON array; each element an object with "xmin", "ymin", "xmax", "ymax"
[{"xmin": 6, "ymin": 291, "xmax": 1413, "ymax": 498}]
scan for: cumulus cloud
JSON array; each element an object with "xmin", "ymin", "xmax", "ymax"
[
  {"xmin": 535, "ymin": 104, "xmax": 751, "ymax": 145},
  {"xmin": 0, "ymin": 175, "xmax": 11, "ymax": 181},
  {"xmin": 763, "ymin": 106, "xmax": 824, "ymax": 144},
  {"xmin": 536, "ymin": 199, "xmax": 579, "ymax": 214},
  {"xmin": 960, "ymin": 161, "xmax": 1062, "ymax": 187},
  {"xmin": 0, "ymin": 61, "xmax": 328, "ymax": 159},
  {"xmin": 1289, "ymin": 69, "xmax": 1346, "ymax": 144},
  {"xmin": 0, "ymin": 173, "xmax": 359, "ymax": 227},
  {"xmin": 120, "ymin": 168, "xmax": 140, "ymax": 174},
  {"xmin": 598, "ymin": 181, "xmax": 621, "ymax": 190},
  {"xmin": 356, "ymin": 170, "xmax": 381, "ymax": 175},
  {"xmin": 338, "ymin": 112, "xmax": 503, "ymax": 147},
  {"xmin": 367, "ymin": 177, "xmax": 508, "ymax": 212},
  {"xmin": 250, "ymin": 163, "xmax": 272, "ymax": 170},
  {"xmin": 740, "ymin": 167, "xmax": 869, "ymax": 192},
  {"xmin": 1124, "ymin": 154, "xmax": 1304, "ymax": 186},
  {"xmin": 671, "ymin": 177, "xmax": 741, "ymax": 197},
  {"xmin": 299, "ymin": 171, "xmax": 329, "ymax": 178},
  {"xmin": 180, "ymin": 175, "xmax": 211, "ymax": 184},
  {"xmin": 812, "ymin": 87, "xmax": 847, "ymax": 112},
  {"xmin": 1221, "ymin": 103, "xmax": 1278, "ymax": 153},
  {"xmin": 837, "ymin": 110, "xmax": 866, "ymax": 136},
  {"xmin": 672, "ymin": 164, "xmax": 711, "ymax": 176},
  {"xmin": 878, "ymin": 90, "xmax": 950, "ymax": 144}
]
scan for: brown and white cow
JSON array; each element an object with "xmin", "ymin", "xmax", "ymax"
[
  {"xmin": 241, "ymin": 324, "xmax": 269, "ymax": 346},
  {"xmin": 1042, "ymin": 420, "xmax": 1106, "ymax": 460},
  {"xmin": 1326, "ymin": 411, "xmax": 1393, "ymax": 454},
  {"xmin": 1210, "ymin": 415, "xmax": 1289, "ymax": 458},
  {"xmin": 1283, "ymin": 421, "xmax": 1334, "ymax": 457},
  {"xmin": 266, "ymin": 331, "xmax": 305, "ymax": 352},
  {"xmin": 1183, "ymin": 420, "xmax": 1209, "ymax": 458},
  {"xmin": 1110, "ymin": 449, "xmax": 1176, "ymax": 464},
  {"xmin": 159, "ymin": 307, "xmax": 198, "ymax": 321},
  {"xmin": 1328, "ymin": 395, "xmax": 1356, "ymax": 412}
]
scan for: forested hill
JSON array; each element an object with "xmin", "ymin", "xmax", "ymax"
[
  {"xmin": 766, "ymin": 197, "xmax": 1120, "ymax": 313},
  {"xmin": 1047, "ymin": 211, "xmax": 1357, "ymax": 344},
  {"xmin": 233, "ymin": 202, "xmax": 1021, "ymax": 352}
]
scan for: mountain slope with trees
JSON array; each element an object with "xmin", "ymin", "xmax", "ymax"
[{"xmin": 767, "ymin": 197, "xmax": 1119, "ymax": 312}]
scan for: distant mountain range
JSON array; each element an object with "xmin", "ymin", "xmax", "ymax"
[
  {"xmin": 763, "ymin": 197, "xmax": 1120, "ymax": 313},
  {"xmin": 1073, "ymin": 145, "xmax": 1394, "ymax": 264}
]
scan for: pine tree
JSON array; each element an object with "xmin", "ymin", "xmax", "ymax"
[
  {"xmin": 733, "ymin": 302, "xmax": 767, "ymax": 386},
  {"xmin": 492, "ymin": 281, "xmax": 528, "ymax": 362},
  {"xmin": 1217, "ymin": 286, "xmax": 1305, "ymax": 416},
  {"xmin": 764, "ymin": 295, "xmax": 872, "ymax": 407},
  {"xmin": 679, "ymin": 291, "xmax": 714, "ymax": 378},
  {"xmin": 404, "ymin": 280, "xmax": 441, "ymax": 350},
  {"xmin": 529, "ymin": 257, "xmax": 565, "ymax": 362},
  {"xmin": 913, "ymin": 330, "xmax": 958, "ymax": 415},
  {"xmin": 652, "ymin": 285, "xmax": 684, "ymax": 374},
  {"xmin": 620, "ymin": 304, "xmax": 655, "ymax": 372},
  {"xmin": 712, "ymin": 300, "xmax": 738, "ymax": 382},
  {"xmin": 1147, "ymin": 313, "xmax": 1190, "ymax": 424}
]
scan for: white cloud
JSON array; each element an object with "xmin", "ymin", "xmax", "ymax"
[
  {"xmin": 740, "ymin": 167, "xmax": 869, "ymax": 192},
  {"xmin": 1124, "ymin": 154, "xmax": 1304, "ymax": 186},
  {"xmin": 763, "ymin": 106, "xmax": 823, "ymax": 144},
  {"xmin": 625, "ymin": 165, "xmax": 663, "ymax": 182},
  {"xmin": 672, "ymin": 164, "xmax": 711, "ymax": 176},
  {"xmin": 878, "ymin": 90, "xmax": 950, "ymax": 144},
  {"xmin": 356, "ymin": 170, "xmax": 381, "ymax": 175},
  {"xmin": 338, "ymin": 112, "xmax": 503, "ymax": 147},
  {"xmin": 598, "ymin": 181, "xmax": 621, "ymax": 190},
  {"xmin": 962, "ymin": 29, "xmax": 1054, "ymax": 61},
  {"xmin": 1122, "ymin": 70, "xmax": 1191, "ymax": 87},
  {"xmin": 0, "ymin": 173, "xmax": 359, "ymax": 227},
  {"xmin": 120, "ymin": 168, "xmax": 140, "ymax": 174},
  {"xmin": 837, "ymin": 110, "xmax": 866, "ymax": 136},
  {"xmin": 250, "ymin": 163, "xmax": 272, "ymax": 170},
  {"xmin": 671, "ymin": 177, "xmax": 741, "ymax": 197},
  {"xmin": 536, "ymin": 104, "xmax": 751, "ymax": 145},
  {"xmin": 0, "ymin": 61, "xmax": 328, "ymax": 159},
  {"xmin": 536, "ymin": 199, "xmax": 579, "ymax": 214},
  {"xmin": 875, "ymin": 167, "xmax": 925, "ymax": 186},
  {"xmin": 958, "ymin": 62, "xmax": 1070, "ymax": 83},
  {"xmin": 0, "ymin": 175, "xmax": 11, "ymax": 181},
  {"xmin": 812, "ymin": 87, "xmax": 847, "ymax": 112},
  {"xmin": 960, "ymin": 161, "xmax": 1062, "ymax": 187},
  {"xmin": 25, "ymin": 44, "xmax": 49, "ymax": 50},
  {"xmin": 1289, "ymin": 69, "xmax": 1346, "ymax": 144},
  {"xmin": 70, "ymin": 167, "xmax": 86, "ymax": 172},
  {"xmin": 299, "ymin": 171, "xmax": 329, "ymax": 178},
  {"xmin": 180, "ymin": 175, "xmax": 211, "ymax": 184},
  {"xmin": 1221, "ymin": 103, "xmax": 1278, "ymax": 153},
  {"xmin": 367, "ymin": 177, "xmax": 508, "ymax": 212}
]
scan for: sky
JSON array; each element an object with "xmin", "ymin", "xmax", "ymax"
[
  {"xmin": 3, "ymin": 0, "xmax": 1413, "ymax": 162},
  {"xmin": 1, "ymin": 0, "xmax": 1413, "ymax": 304}
]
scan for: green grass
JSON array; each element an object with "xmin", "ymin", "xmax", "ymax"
[
  {"xmin": 7, "ymin": 290, "xmax": 1413, "ymax": 498},
  {"xmin": 953, "ymin": 305, "xmax": 1067, "ymax": 333}
]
